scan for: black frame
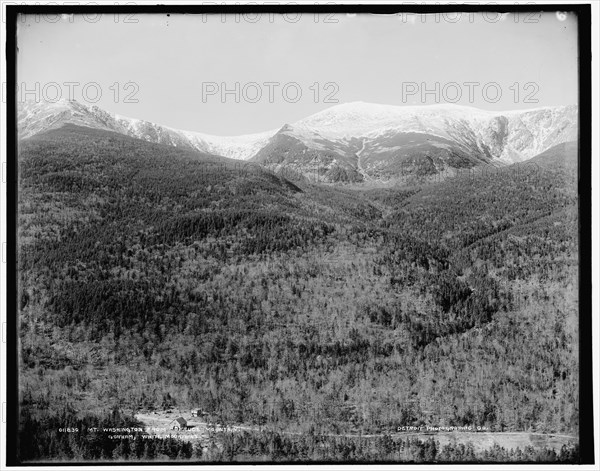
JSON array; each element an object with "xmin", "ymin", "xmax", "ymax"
[{"xmin": 4, "ymin": 2, "xmax": 594, "ymax": 466}]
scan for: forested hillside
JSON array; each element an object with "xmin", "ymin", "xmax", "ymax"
[{"xmin": 17, "ymin": 125, "xmax": 579, "ymax": 462}]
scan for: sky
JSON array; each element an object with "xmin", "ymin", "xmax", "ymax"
[{"xmin": 16, "ymin": 10, "xmax": 578, "ymax": 136}]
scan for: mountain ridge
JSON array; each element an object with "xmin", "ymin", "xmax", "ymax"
[
  {"xmin": 18, "ymin": 99, "xmax": 276, "ymax": 161},
  {"xmin": 18, "ymin": 99, "xmax": 578, "ymax": 182}
]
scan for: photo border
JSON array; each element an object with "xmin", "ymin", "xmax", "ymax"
[{"xmin": 3, "ymin": 1, "xmax": 594, "ymax": 467}]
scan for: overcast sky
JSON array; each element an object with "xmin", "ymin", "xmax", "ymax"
[{"xmin": 16, "ymin": 10, "xmax": 578, "ymax": 135}]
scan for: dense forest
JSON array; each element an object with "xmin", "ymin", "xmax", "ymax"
[{"xmin": 17, "ymin": 125, "xmax": 579, "ymax": 462}]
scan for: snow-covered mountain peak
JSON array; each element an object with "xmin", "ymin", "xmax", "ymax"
[
  {"xmin": 18, "ymin": 99, "xmax": 278, "ymax": 160},
  {"xmin": 295, "ymin": 101, "xmax": 502, "ymax": 140},
  {"xmin": 18, "ymin": 99, "xmax": 578, "ymax": 168}
]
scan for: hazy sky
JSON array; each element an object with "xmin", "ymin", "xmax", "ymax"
[{"xmin": 16, "ymin": 10, "xmax": 578, "ymax": 135}]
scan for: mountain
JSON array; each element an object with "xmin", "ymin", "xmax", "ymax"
[
  {"xmin": 249, "ymin": 123, "xmax": 364, "ymax": 183},
  {"xmin": 17, "ymin": 99, "xmax": 274, "ymax": 160},
  {"xmin": 252, "ymin": 102, "xmax": 578, "ymax": 182},
  {"xmin": 18, "ymin": 99, "xmax": 577, "ymax": 182},
  {"xmin": 528, "ymin": 140, "xmax": 578, "ymax": 170}
]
